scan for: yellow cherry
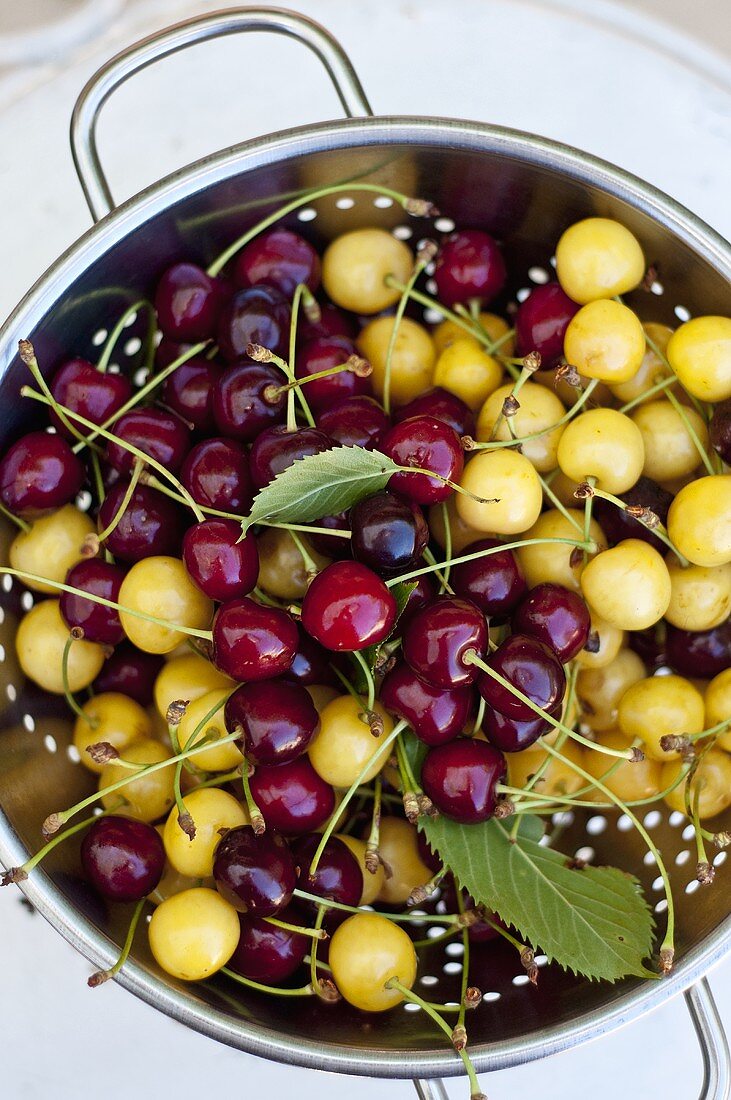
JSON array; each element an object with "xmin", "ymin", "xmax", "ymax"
[
  {"xmin": 256, "ymin": 527, "xmax": 330, "ymax": 600},
  {"xmin": 662, "ymin": 750, "xmax": 731, "ymax": 819},
  {"xmin": 557, "ymin": 408, "xmax": 645, "ymax": 494},
  {"xmin": 99, "ymin": 738, "xmax": 175, "ymax": 822},
  {"xmin": 457, "ymin": 450, "xmax": 543, "ymax": 534},
  {"xmin": 577, "ymin": 649, "xmax": 646, "ymax": 732},
  {"xmin": 433, "ymin": 338, "xmax": 503, "ymax": 411},
  {"xmin": 581, "ymin": 539, "xmax": 671, "ymax": 631},
  {"xmin": 9, "ymin": 505, "xmax": 95, "ymax": 594},
  {"xmin": 476, "ymin": 381, "xmax": 566, "ymax": 472},
  {"xmin": 584, "ymin": 729, "xmax": 662, "ymax": 804},
  {"xmin": 667, "ymin": 316, "xmax": 731, "ymax": 402},
  {"xmin": 432, "ymin": 312, "xmax": 514, "ymax": 356},
  {"xmin": 329, "ymin": 912, "xmax": 417, "ymax": 1012},
  {"xmin": 357, "ymin": 315, "xmax": 436, "ymax": 406},
  {"xmin": 337, "ymin": 834, "xmax": 385, "ymax": 905},
  {"xmin": 516, "ymin": 508, "xmax": 607, "ymax": 592},
  {"xmin": 148, "ymin": 888, "xmax": 239, "ymax": 980},
  {"xmin": 665, "ymin": 558, "xmax": 731, "ymax": 632},
  {"xmin": 428, "ymin": 492, "xmax": 485, "ymax": 553},
  {"xmin": 573, "ymin": 609, "xmax": 625, "ymax": 670},
  {"xmin": 154, "ymin": 652, "xmax": 233, "ymax": 723},
  {"xmin": 706, "ymin": 670, "xmax": 731, "ymax": 750},
  {"xmin": 564, "ymin": 299, "xmax": 645, "ymax": 384},
  {"xmin": 321, "ymin": 229, "xmax": 413, "ymax": 315},
  {"xmin": 163, "ymin": 787, "xmax": 248, "ymax": 878},
  {"xmin": 73, "ymin": 691, "xmax": 151, "ymax": 774},
  {"xmin": 15, "ymin": 598, "xmax": 104, "ymax": 694},
  {"xmin": 507, "ymin": 739, "xmax": 585, "ymax": 799},
  {"xmin": 631, "ymin": 400, "xmax": 709, "ymax": 481},
  {"xmin": 667, "ymin": 476, "xmax": 731, "ymax": 567},
  {"xmin": 176, "ymin": 688, "xmax": 242, "ymax": 772},
  {"xmin": 119, "ymin": 556, "xmax": 213, "ymax": 655},
  {"xmin": 618, "ymin": 674, "xmax": 705, "ymax": 761},
  {"xmin": 308, "ymin": 695, "xmax": 393, "ymax": 788},
  {"xmin": 375, "ymin": 817, "xmax": 433, "ymax": 906},
  {"xmin": 555, "ymin": 217, "xmax": 645, "ymax": 304},
  {"xmin": 608, "ymin": 322, "xmax": 674, "ymax": 405}
]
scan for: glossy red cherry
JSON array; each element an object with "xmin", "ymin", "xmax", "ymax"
[
  {"xmin": 297, "ymin": 301, "xmax": 356, "ymax": 344},
  {"xmin": 482, "ymin": 701, "xmax": 559, "ymax": 752},
  {"xmin": 212, "ymin": 362, "xmax": 286, "ymax": 441},
  {"xmin": 666, "ymin": 620, "xmax": 731, "ymax": 679},
  {"xmin": 402, "ymin": 596, "xmax": 487, "ymax": 688},
  {"xmin": 161, "ymin": 357, "xmax": 220, "ymax": 434},
  {"xmin": 81, "ymin": 815, "xmax": 165, "ymax": 902},
  {"xmin": 217, "ymin": 285, "xmax": 291, "ymax": 362},
  {"xmin": 249, "ymin": 757, "xmax": 335, "ymax": 835},
  {"xmin": 213, "ymin": 825, "xmax": 296, "ymax": 916},
  {"xmin": 394, "ymin": 387, "xmax": 475, "ymax": 439},
  {"xmin": 105, "ymin": 408, "xmax": 190, "ymax": 475},
  {"xmin": 248, "ymin": 425, "xmax": 333, "ymax": 490},
  {"xmin": 380, "ymin": 662, "xmax": 473, "ymax": 746},
  {"xmin": 477, "ymin": 634, "xmax": 566, "ymax": 721},
  {"xmin": 225, "ymin": 680, "xmax": 319, "ymax": 766},
  {"xmin": 433, "ymin": 230, "xmax": 506, "ymax": 308},
  {"xmin": 182, "ymin": 519, "xmax": 259, "ymax": 602},
  {"xmin": 98, "ymin": 482, "xmax": 185, "ymax": 561},
  {"xmin": 512, "ymin": 583, "xmax": 591, "ymax": 662},
  {"xmin": 295, "ymin": 336, "xmax": 371, "ymax": 413},
  {"xmin": 291, "ymin": 834, "xmax": 362, "ymax": 925},
  {"xmin": 451, "ymin": 538, "xmax": 527, "ymax": 622},
  {"xmin": 0, "ymin": 431, "xmax": 84, "ymax": 517},
  {"xmin": 710, "ymin": 399, "xmax": 731, "ymax": 465},
  {"xmin": 93, "ymin": 643, "xmax": 164, "ymax": 706},
  {"xmin": 180, "ymin": 437, "xmax": 253, "ymax": 513},
  {"xmin": 515, "ymin": 282, "xmax": 580, "ymax": 366},
  {"xmin": 315, "ymin": 395, "xmax": 390, "ymax": 451},
  {"xmin": 154, "ymin": 262, "xmax": 222, "ymax": 342},
  {"xmin": 227, "ymin": 906, "xmax": 309, "ymax": 983},
  {"xmin": 212, "ymin": 598, "xmax": 298, "ymax": 681},
  {"xmin": 234, "ymin": 228, "xmax": 321, "ymax": 297},
  {"xmin": 305, "ymin": 510, "xmax": 352, "ymax": 559},
  {"xmin": 380, "ymin": 415, "xmax": 464, "ymax": 505},
  {"xmin": 50, "ymin": 358, "xmax": 132, "ymax": 439},
  {"xmin": 421, "ymin": 739, "xmax": 506, "ymax": 823},
  {"xmin": 301, "ymin": 561, "xmax": 397, "ymax": 652},
  {"xmin": 283, "ymin": 623, "xmax": 337, "ymax": 687},
  {"xmin": 351, "ymin": 491, "xmax": 428, "ymax": 576},
  {"xmin": 60, "ymin": 559, "xmax": 126, "ymax": 645},
  {"xmin": 593, "ymin": 475, "xmax": 673, "ymax": 555}
]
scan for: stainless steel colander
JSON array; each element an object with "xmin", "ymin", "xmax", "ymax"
[{"xmin": 0, "ymin": 9, "xmax": 730, "ymax": 1099}]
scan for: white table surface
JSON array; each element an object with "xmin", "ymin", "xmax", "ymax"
[{"xmin": 1, "ymin": 2, "xmax": 730, "ymax": 1097}]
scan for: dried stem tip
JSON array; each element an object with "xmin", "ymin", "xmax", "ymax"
[
  {"xmin": 70, "ymin": 626, "xmax": 85, "ymax": 641},
  {"xmin": 493, "ymin": 797, "xmax": 515, "ymax": 820},
  {"xmin": 659, "ymin": 947, "xmax": 675, "ymax": 975},
  {"xmin": 365, "ymin": 710, "xmax": 384, "ymax": 738},
  {"xmin": 402, "ymin": 792, "xmax": 420, "ymax": 824},
  {"xmin": 18, "ymin": 339, "xmax": 36, "ymax": 366},
  {"xmin": 250, "ymin": 811, "xmax": 266, "ymax": 837},
  {"xmin": 245, "ymin": 342, "xmax": 274, "ymax": 363},
  {"xmin": 315, "ymin": 978, "xmax": 341, "ymax": 1003},
  {"xmin": 555, "ymin": 363, "xmax": 581, "ymax": 388},
  {"xmin": 522, "ymin": 350, "xmax": 542, "ymax": 373},
  {"xmin": 416, "ymin": 238, "xmax": 438, "ymax": 265},
  {"xmin": 461, "ymin": 435, "xmax": 478, "ymax": 451},
  {"xmin": 451, "ymin": 1024, "xmax": 467, "ymax": 1052},
  {"xmin": 303, "ymin": 297, "xmax": 321, "ymax": 324},
  {"xmin": 502, "ymin": 394, "xmax": 520, "ymax": 418},
  {"xmin": 465, "ymin": 986, "xmax": 483, "ymax": 1009},
  {"xmin": 81, "ymin": 533, "xmax": 100, "ymax": 558},
  {"xmin": 86, "ymin": 741, "xmax": 119, "ymax": 766},
  {"xmin": 629, "ymin": 746, "xmax": 645, "ymax": 763},
  {"xmin": 660, "ymin": 734, "xmax": 692, "ymax": 756},
  {"xmin": 41, "ymin": 813, "xmax": 63, "ymax": 839},
  {"xmin": 1, "ymin": 866, "xmax": 28, "ymax": 887},
  {"xmin": 417, "ymin": 793, "xmax": 438, "ymax": 818},
  {"xmin": 714, "ymin": 832, "xmax": 731, "ymax": 850},
  {"xmin": 346, "ymin": 354, "xmax": 372, "ymax": 378},
  {"xmin": 403, "ymin": 197, "xmax": 439, "ymax": 217},
  {"xmin": 697, "ymin": 861, "xmax": 716, "ymax": 886},
  {"xmin": 573, "ymin": 481, "xmax": 595, "ymax": 501},
  {"xmin": 177, "ymin": 812, "xmax": 196, "ymax": 841},
  {"xmin": 407, "ymin": 882, "xmax": 432, "ymax": 906},
  {"xmin": 364, "ymin": 848, "xmax": 380, "ymax": 875},
  {"xmin": 88, "ymin": 969, "xmax": 110, "ymax": 988},
  {"xmin": 166, "ymin": 699, "xmax": 189, "ymax": 727}
]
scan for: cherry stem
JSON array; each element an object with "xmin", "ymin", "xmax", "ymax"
[
  {"xmin": 471, "ymin": 695, "xmax": 486, "ymax": 738},
  {"xmin": 247, "ymin": 344, "xmax": 313, "ymax": 431},
  {"xmin": 537, "ymin": 471, "xmax": 585, "ymax": 535},
  {"xmin": 489, "ymin": 361, "xmax": 535, "ymax": 441},
  {"xmin": 241, "ymin": 764, "xmax": 266, "ymax": 835},
  {"xmin": 0, "ymin": 566, "xmax": 213, "ymax": 641},
  {"xmin": 400, "ymin": 463, "xmax": 498, "ymax": 507},
  {"xmin": 581, "ymin": 475, "xmax": 596, "ymax": 565},
  {"xmin": 287, "ymin": 527, "xmax": 319, "ymax": 577},
  {"xmin": 207, "ymin": 183, "xmax": 436, "ymax": 278},
  {"xmin": 423, "ymin": 546, "xmax": 454, "ymax": 594},
  {"xmin": 96, "ymin": 300, "xmax": 152, "ymax": 374},
  {"xmin": 464, "ymin": 377, "xmax": 600, "ymax": 452},
  {"xmin": 260, "ymin": 520, "xmax": 351, "ymax": 540},
  {"xmin": 383, "ymin": 249, "xmax": 433, "ymax": 414},
  {"xmin": 307, "ymin": 720, "xmax": 406, "ymax": 880},
  {"xmin": 643, "ymin": 329, "xmax": 707, "ymax": 421},
  {"xmin": 690, "ymin": 783, "xmax": 711, "ymax": 879},
  {"xmin": 89, "ymin": 897, "xmax": 146, "ymax": 987},
  {"xmin": 329, "ymin": 662, "xmax": 364, "ymax": 706},
  {"xmin": 618, "ymin": 370, "xmax": 678, "ymax": 414},
  {"xmin": 383, "ymin": 277, "xmax": 507, "ymax": 360},
  {"xmin": 62, "ymin": 631, "xmax": 99, "ymax": 728},
  {"xmin": 268, "ymin": 357, "xmax": 369, "ymax": 399},
  {"xmin": 292, "ymin": 888, "xmax": 462, "ymax": 924},
  {"xmin": 17, "ymin": 340, "xmax": 90, "ymax": 447},
  {"xmin": 385, "ymin": 978, "xmax": 484, "ymax": 1098},
  {"xmin": 454, "ymin": 889, "xmax": 471, "ymax": 1029},
  {"xmin": 96, "ymin": 458, "xmax": 144, "ymax": 547},
  {"xmin": 287, "ymin": 283, "xmax": 315, "ymax": 429},
  {"xmin": 264, "ymin": 915, "xmax": 327, "ymax": 941},
  {"xmin": 0, "ymin": 499, "xmax": 31, "ymax": 534},
  {"xmin": 221, "ymin": 966, "xmax": 314, "ymax": 997},
  {"xmin": 365, "ymin": 775, "xmax": 383, "ymax": 874},
  {"xmin": 43, "ymin": 730, "xmax": 242, "ymax": 836},
  {"xmin": 587, "ymin": 484, "xmax": 690, "ymax": 567},
  {"xmin": 439, "ymin": 498, "xmax": 454, "ymax": 594},
  {"xmin": 309, "ymin": 904, "xmax": 328, "ymax": 999},
  {"xmin": 21, "ymin": 387, "xmax": 205, "ymax": 522},
  {"xmin": 387, "ymin": 535, "xmax": 593, "ymax": 587},
  {"xmin": 72, "ymin": 341, "xmax": 209, "ymax": 455}
]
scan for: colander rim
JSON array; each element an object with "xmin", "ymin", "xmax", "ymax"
[{"xmin": 1, "ymin": 112, "xmax": 730, "ymax": 1077}]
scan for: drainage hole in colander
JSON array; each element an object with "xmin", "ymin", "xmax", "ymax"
[
  {"xmin": 134, "ymin": 367, "xmax": 150, "ymax": 387},
  {"xmin": 516, "ymin": 287, "xmax": 531, "ymax": 303},
  {"xmin": 643, "ymin": 810, "xmax": 662, "ymax": 829},
  {"xmin": 423, "ymin": 308, "xmax": 444, "ymax": 325},
  {"xmin": 675, "ymin": 850, "xmax": 691, "ymax": 866},
  {"xmin": 6, "ymin": 686, "xmax": 16, "ymax": 703},
  {"xmin": 425, "ymin": 278, "xmax": 437, "ymax": 294},
  {"xmin": 574, "ymin": 846, "xmax": 595, "ymax": 863},
  {"xmin": 91, "ymin": 329, "xmax": 107, "ymax": 346},
  {"xmin": 443, "ymin": 961, "xmax": 462, "ymax": 975},
  {"xmin": 669, "ymin": 811, "xmax": 686, "ymax": 827},
  {"xmin": 22, "ymin": 714, "xmax": 35, "ymax": 731},
  {"xmin": 512, "ymin": 974, "xmax": 531, "ymax": 987},
  {"xmin": 655, "ymin": 899, "xmax": 668, "ymax": 914},
  {"xmin": 335, "ymin": 197, "xmax": 355, "ymax": 210},
  {"xmin": 714, "ymin": 852, "xmax": 728, "ymax": 867},
  {"xmin": 373, "ymin": 196, "xmax": 393, "ymax": 209},
  {"xmin": 586, "ymin": 815, "xmax": 607, "ymax": 836},
  {"xmin": 297, "ymin": 208, "xmax": 317, "ymax": 222},
  {"xmin": 66, "ymin": 744, "xmax": 81, "ymax": 763},
  {"xmin": 686, "ymin": 880, "xmax": 700, "ymax": 895},
  {"xmin": 403, "ymin": 1002, "xmax": 420, "ymax": 1013},
  {"xmin": 682, "ymin": 824, "xmax": 695, "ymax": 841},
  {"xmin": 419, "ymin": 975, "xmax": 439, "ymax": 987},
  {"xmin": 43, "ymin": 734, "xmax": 57, "ymax": 754},
  {"xmin": 445, "ymin": 942, "xmax": 464, "ymax": 958},
  {"xmin": 651, "ymin": 876, "xmax": 664, "ymax": 891},
  {"xmin": 123, "ymin": 311, "xmax": 138, "ymax": 328},
  {"xmin": 483, "ymin": 992, "xmax": 501, "ymax": 1003},
  {"xmin": 527, "ymin": 266, "xmax": 550, "ymax": 284},
  {"xmin": 426, "ymin": 926, "xmax": 446, "ymax": 939},
  {"xmin": 392, "ymin": 225, "xmax": 413, "ymax": 240},
  {"xmin": 124, "ymin": 337, "xmax": 142, "ymax": 357},
  {"xmin": 76, "ymin": 489, "xmax": 92, "ymax": 512},
  {"xmin": 617, "ymin": 814, "xmax": 634, "ymax": 832},
  {"xmin": 552, "ymin": 811, "xmax": 574, "ymax": 827},
  {"xmin": 20, "ymin": 592, "xmax": 34, "ymax": 612},
  {"xmin": 650, "ymin": 280, "xmax": 664, "ymax": 295},
  {"xmin": 643, "ymin": 851, "xmax": 656, "ymax": 866},
  {"xmin": 434, "ymin": 217, "xmax": 455, "ymax": 233},
  {"xmin": 2, "ymin": 576, "xmax": 13, "ymax": 593},
  {"xmin": 535, "ymin": 955, "xmax": 548, "ymax": 968},
  {"xmin": 674, "ymin": 304, "xmax": 692, "ymax": 322}
]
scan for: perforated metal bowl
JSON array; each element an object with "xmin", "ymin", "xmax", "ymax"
[{"xmin": 0, "ymin": 9, "xmax": 730, "ymax": 1100}]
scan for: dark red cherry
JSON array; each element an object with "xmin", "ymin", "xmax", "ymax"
[
  {"xmin": 291, "ymin": 834, "xmax": 362, "ymax": 925},
  {"xmin": 249, "ymin": 757, "xmax": 335, "ymax": 835},
  {"xmin": 421, "ymin": 740, "xmax": 506, "ymax": 823},
  {"xmin": 451, "ymin": 538, "xmax": 527, "ymax": 622},
  {"xmin": 305, "ymin": 511, "xmax": 352, "ymax": 559},
  {"xmin": 482, "ymin": 700, "xmax": 560, "ymax": 752},
  {"xmin": 350, "ymin": 491, "xmax": 428, "ymax": 576},
  {"xmin": 105, "ymin": 408, "xmax": 190, "ymax": 475},
  {"xmin": 225, "ymin": 680, "xmax": 319, "ymax": 766},
  {"xmin": 180, "ymin": 437, "xmax": 253, "ymax": 513},
  {"xmin": 60, "ymin": 559, "xmax": 126, "ymax": 645},
  {"xmin": 301, "ymin": 561, "xmax": 397, "ymax": 652},
  {"xmin": 98, "ymin": 482, "xmax": 185, "ymax": 561},
  {"xmin": 628, "ymin": 625, "xmax": 668, "ymax": 671},
  {"xmin": 283, "ymin": 623, "xmax": 337, "ymax": 687},
  {"xmin": 161, "ymin": 357, "xmax": 220, "ymax": 434},
  {"xmin": 155, "ymin": 338, "xmax": 195, "ymax": 369},
  {"xmin": 217, "ymin": 285, "xmax": 291, "ymax": 362},
  {"xmin": 295, "ymin": 336, "xmax": 371, "ymax": 413},
  {"xmin": 710, "ymin": 399, "xmax": 731, "ymax": 465},
  {"xmin": 298, "ymin": 301, "xmax": 357, "ymax": 344},
  {"xmin": 380, "ymin": 415, "xmax": 464, "ymax": 505},
  {"xmin": 315, "ymin": 395, "xmax": 390, "ymax": 451},
  {"xmin": 0, "ymin": 431, "xmax": 84, "ymax": 517},
  {"xmin": 477, "ymin": 634, "xmax": 566, "ymax": 721},
  {"xmin": 666, "ymin": 620, "xmax": 731, "ymax": 679},
  {"xmin": 380, "ymin": 662, "xmax": 473, "ymax": 746},
  {"xmin": 394, "ymin": 387, "xmax": 475, "ymax": 439},
  {"xmin": 249, "ymin": 425, "xmax": 333, "ymax": 490},
  {"xmin": 154, "ymin": 262, "xmax": 222, "ymax": 342},
  {"xmin": 93, "ymin": 643, "xmax": 164, "ymax": 706},
  {"xmin": 81, "ymin": 815, "xmax": 165, "ymax": 902},
  {"xmin": 50, "ymin": 358, "xmax": 132, "ymax": 439},
  {"xmin": 512, "ymin": 583, "xmax": 591, "ymax": 663},
  {"xmin": 228, "ymin": 906, "xmax": 309, "ymax": 983},
  {"xmin": 515, "ymin": 282, "xmax": 580, "ymax": 366},
  {"xmin": 234, "ymin": 228, "xmax": 321, "ymax": 297},
  {"xmin": 402, "ymin": 596, "xmax": 487, "ymax": 688},
  {"xmin": 398, "ymin": 572, "xmax": 438, "ymax": 633},
  {"xmin": 212, "ymin": 362, "xmax": 286, "ymax": 441},
  {"xmin": 212, "ymin": 598, "xmax": 298, "ymax": 681},
  {"xmin": 213, "ymin": 825, "xmax": 296, "ymax": 916},
  {"xmin": 433, "ymin": 230, "xmax": 506, "ymax": 308},
  {"xmin": 182, "ymin": 519, "xmax": 259, "ymax": 602},
  {"xmin": 593, "ymin": 476, "xmax": 673, "ymax": 555}
]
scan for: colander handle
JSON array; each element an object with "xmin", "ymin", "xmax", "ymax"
[
  {"xmin": 69, "ymin": 6, "xmax": 373, "ymax": 222},
  {"xmin": 412, "ymin": 979, "xmax": 730, "ymax": 1100}
]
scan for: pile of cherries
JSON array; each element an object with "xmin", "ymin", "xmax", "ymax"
[{"xmin": 1, "ymin": 190, "xmax": 730, "ymax": 1045}]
